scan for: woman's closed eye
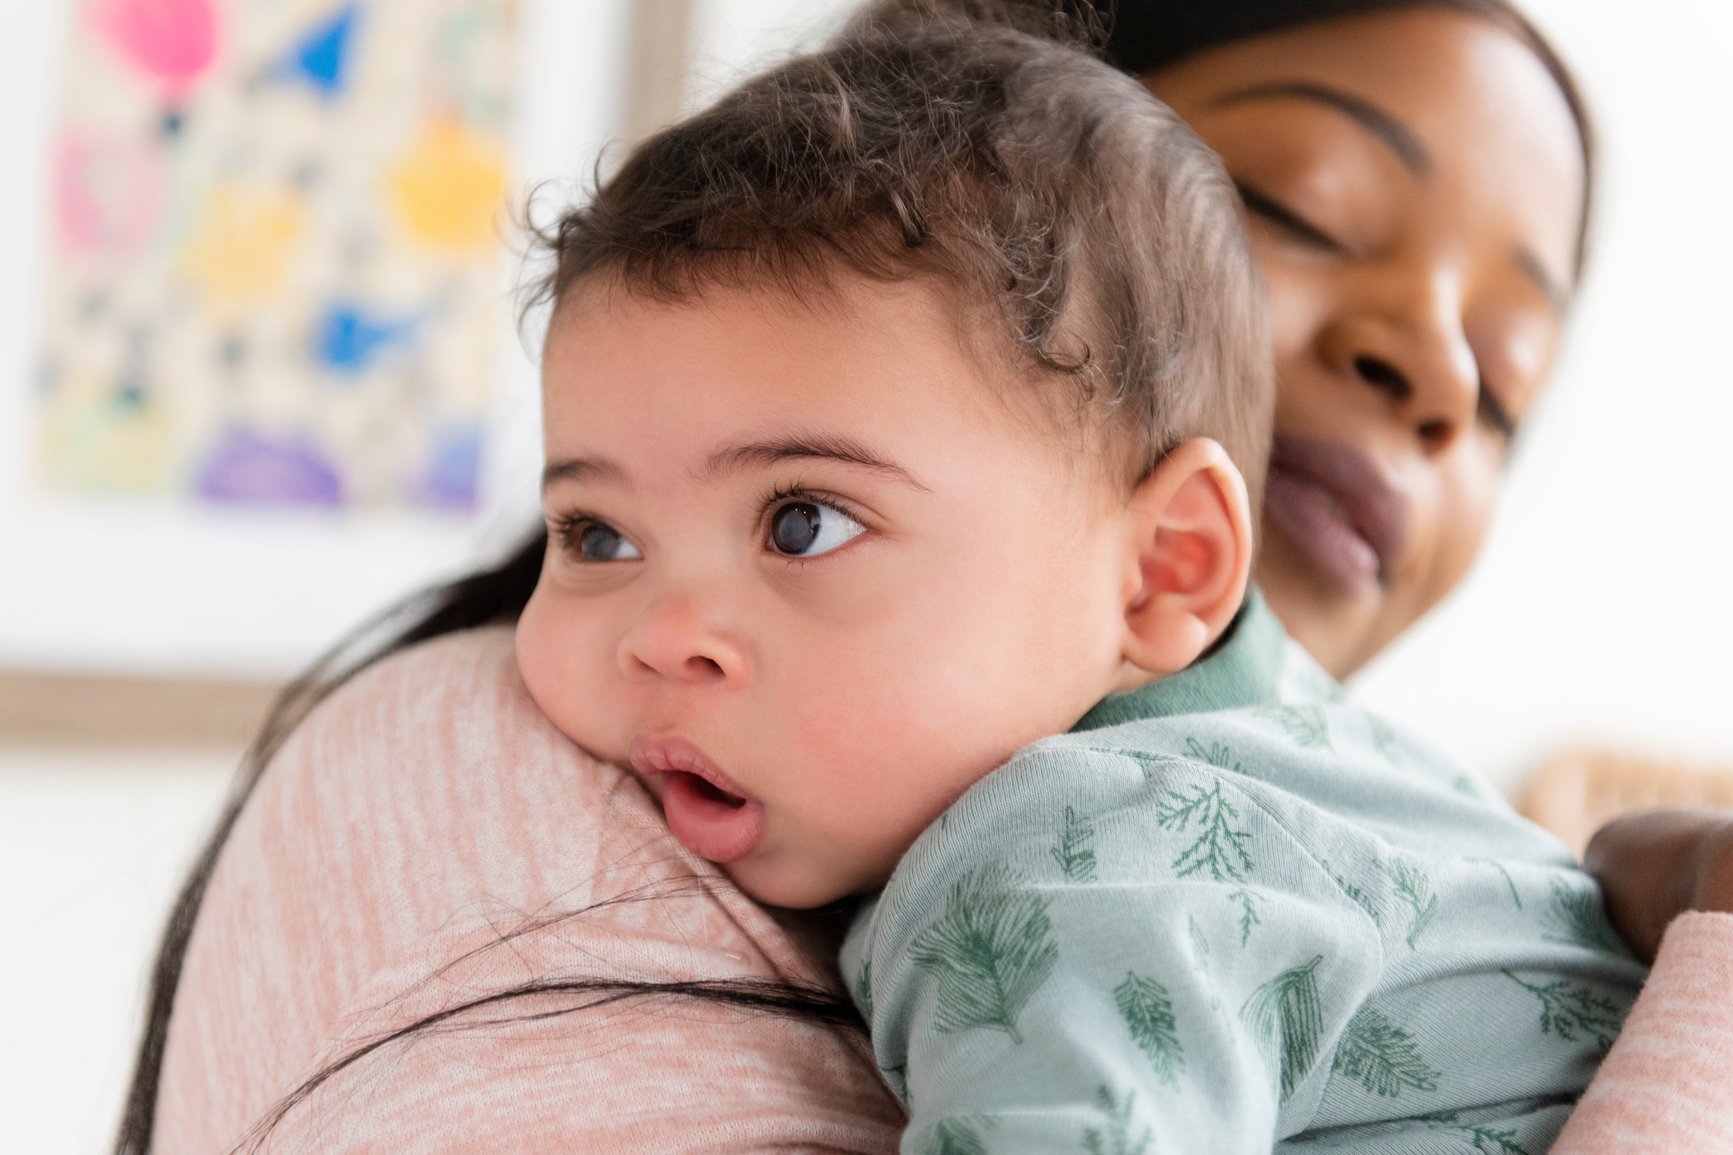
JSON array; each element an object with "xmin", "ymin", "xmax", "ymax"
[
  {"xmin": 1476, "ymin": 380, "xmax": 1519, "ymax": 441},
  {"xmin": 1235, "ymin": 181, "xmax": 1348, "ymax": 255},
  {"xmin": 765, "ymin": 494, "xmax": 867, "ymax": 559}
]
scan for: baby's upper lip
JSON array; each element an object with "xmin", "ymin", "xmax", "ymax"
[
  {"xmin": 1269, "ymin": 436, "xmax": 1410, "ymax": 580},
  {"xmin": 628, "ymin": 735, "xmax": 753, "ymax": 802}
]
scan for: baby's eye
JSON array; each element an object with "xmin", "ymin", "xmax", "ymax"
[
  {"xmin": 767, "ymin": 500, "xmax": 866, "ymax": 558},
  {"xmin": 565, "ymin": 519, "xmax": 642, "ymax": 562}
]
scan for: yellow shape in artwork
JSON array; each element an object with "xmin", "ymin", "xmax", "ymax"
[
  {"xmin": 180, "ymin": 185, "xmax": 305, "ymax": 303},
  {"xmin": 387, "ymin": 120, "xmax": 507, "ymax": 254},
  {"xmin": 37, "ymin": 378, "xmax": 178, "ymax": 495}
]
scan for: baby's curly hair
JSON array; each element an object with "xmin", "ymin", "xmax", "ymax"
[{"xmin": 528, "ymin": 0, "xmax": 1274, "ymax": 511}]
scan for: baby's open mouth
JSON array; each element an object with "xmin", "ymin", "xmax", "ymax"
[
  {"xmin": 656, "ymin": 769, "xmax": 764, "ymax": 863},
  {"xmin": 670, "ymin": 770, "xmax": 747, "ymax": 808},
  {"xmin": 629, "ymin": 737, "xmax": 766, "ymax": 864}
]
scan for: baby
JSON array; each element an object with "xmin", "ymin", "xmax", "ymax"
[{"xmin": 514, "ymin": 4, "xmax": 1642, "ymax": 1152}]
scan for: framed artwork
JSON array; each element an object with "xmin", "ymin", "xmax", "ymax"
[
  {"xmin": 36, "ymin": 0, "xmax": 520, "ymax": 512},
  {"xmin": 0, "ymin": 0, "xmax": 627, "ymax": 677}
]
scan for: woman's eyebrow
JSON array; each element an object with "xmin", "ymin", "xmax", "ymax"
[
  {"xmin": 1210, "ymin": 81, "xmax": 1432, "ymax": 178},
  {"xmin": 703, "ymin": 434, "xmax": 931, "ymax": 491},
  {"xmin": 1514, "ymin": 245, "xmax": 1570, "ymax": 315}
]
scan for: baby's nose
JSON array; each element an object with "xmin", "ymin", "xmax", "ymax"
[{"xmin": 616, "ymin": 593, "xmax": 749, "ymax": 686}]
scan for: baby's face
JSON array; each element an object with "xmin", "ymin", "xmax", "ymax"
[{"xmin": 518, "ymin": 274, "xmax": 1134, "ymax": 908}]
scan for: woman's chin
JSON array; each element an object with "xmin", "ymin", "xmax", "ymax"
[{"xmin": 1255, "ymin": 552, "xmax": 1383, "ymax": 681}]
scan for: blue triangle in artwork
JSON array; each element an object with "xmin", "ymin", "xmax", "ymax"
[
  {"xmin": 284, "ymin": 2, "xmax": 361, "ymax": 97},
  {"xmin": 313, "ymin": 301, "xmax": 418, "ymax": 375}
]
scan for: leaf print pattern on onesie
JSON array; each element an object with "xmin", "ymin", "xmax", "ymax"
[
  {"xmin": 1183, "ymin": 736, "xmax": 1240, "ymax": 773},
  {"xmin": 1540, "ymin": 877, "xmax": 1622, "ymax": 954},
  {"xmin": 1228, "ymin": 887, "xmax": 1261, "ymax": 945},
  {"xmin": 1501, "ymin": 971, "xmax": 1623, "ymax": 1051},
  {"xmin": 1081, "ymin": 746, "xmax": 1166, "ymax": 782},
  {"xmin": 908, "ymin": 861, "xmax": 1059, "ymax": 1044},
  {"xmin": 1331, "ymin": 1007, "xmax": 1442, "ymax": 1098},
  {"xmin": 1375, "ymin": 857, "xmax": 1439, "ymax": 950},
  {"xmin": 1187, "ymin": 917, "xmax": 1211, "ymax": 968},
  {"xmin": 1113, "ymin": 972, "xmax": 1184, "ymax": 1086},
  {"xmin": 1323, "ymin": 859, "xmax": 1381, "ymax": 926},
  {"xmin": 1080, "ymin": 1084, "xmax": 1151, "ymax": 1155},
  {"xmin": 1462, "ymin": 1127, "xmax": 1535, "ymax": 1155},
  {"xmin": 1416, "ymin": 1112, "xmax": 1536, "ymax": 1155},
  {"xmin": 854, "ymin": 957, "xmax": 873, "ymax": 1023},
  {"xmin": 1158, "ymin": 753, "xmax": 1255, "ymax": 882},
  {"xmin": 919, "ymin": 1117, "xmax": 990, "ymax": 1155},
  {"xmin": 1471, "ymin": 858, "xmax": 1524, "ymax": 911},
  {"xmin": 1051, "ymin": 805, "xmax": 1098, "ymax": 883},
  {"xmin": 1240, "ymin": 955, "xmax": 1325, "ymax": 1103},
  {"xmin": 1366, "ymin": 714, "xmax": 1403, "ymax": 765},
  {"xmin": 1257, "ymin": 704, "xmax": 1332, "ymax": 750}
]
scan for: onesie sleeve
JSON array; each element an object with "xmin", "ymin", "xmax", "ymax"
[{"xmin": 842, "ymin": 745, "xmax": 1384, "ymax": 1155}]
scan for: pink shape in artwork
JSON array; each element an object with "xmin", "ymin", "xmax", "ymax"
[
  {"xmin": 54, "ymin": 134, "xmax": 166, "ymax": 256},
  {"xmin": 93, "ymin": 0, "xmax": 221, "ymax": 96}
]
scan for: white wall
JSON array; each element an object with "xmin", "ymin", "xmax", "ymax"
[{"xmin": 687, "ymin": 0, "xmax": 859, "ymax": 107}]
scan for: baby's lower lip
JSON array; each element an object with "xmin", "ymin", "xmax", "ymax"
[
  {"xmin": 1264, "ymin": 467, "xmax": 1380, "ymax": 595},
  {"xmin": 658, "ymin": 770, "xmax": 765, "ymax": 864}
]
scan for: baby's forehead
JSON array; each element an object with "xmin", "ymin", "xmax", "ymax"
[
  {"xmin": 543, "ymin": 268, "xmax": 1135, "ymax": 492},
  {"xmin": 554, "ymin": 265, "xmax": 1129, "ymax": 445}
]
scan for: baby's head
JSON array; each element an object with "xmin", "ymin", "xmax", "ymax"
[{"xmin": 517, "ymin": 2, "xmax": 1273, "ymax": 907}]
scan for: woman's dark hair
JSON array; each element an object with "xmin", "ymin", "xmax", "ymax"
[{"xmin": 113, "ymin": 0, "xmax": 1592, "ymax": 1149}]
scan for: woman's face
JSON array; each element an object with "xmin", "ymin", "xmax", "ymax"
[{"xmin": 1148, "ymin": 8, "xmax": 1584, "ymax": 678}]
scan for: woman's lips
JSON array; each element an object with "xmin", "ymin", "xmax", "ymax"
[
  {"xmin": 629, "ymin": 736, "xmax": 765, "ymax": 864},
  {"xmin": 1264, "ymin": 437, "xmax": 1409, "ymax": 597}
]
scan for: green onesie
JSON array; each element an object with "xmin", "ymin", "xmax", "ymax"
[{"xmin": 842, "ymin": 590, "xmax": 1645, "ymax": 1154}]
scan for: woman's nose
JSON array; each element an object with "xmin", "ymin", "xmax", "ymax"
[
  {"xmin": 616, "ymin": 592, "xmax": 749, "ymax": 686},
  {"xmin": 1322, "ymin": 271, "xmax": 1480, "ymax": 454}
]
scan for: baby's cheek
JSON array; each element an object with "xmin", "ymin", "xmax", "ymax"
[
  {"xmin": 515, "ymin": 592, "xmax": 605, "ymax": 746},
  {"xmin": 514, "ymin": 600, "xmax": 560, "ymax": 714},
  {"xmin": 787, "ymin": 664, "xmax": 981, "ymax": 827}
]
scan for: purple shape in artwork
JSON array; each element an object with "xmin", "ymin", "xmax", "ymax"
[
  {"xmin": 195, "ymin": 426, "xmax": 345, "ymax": 506},
  {"xmin": 410, "ymin": 424, "xmax": 481, "ymax": 511}
]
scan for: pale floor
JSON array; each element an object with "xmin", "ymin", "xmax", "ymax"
[{"xmin": 0, "ymin": 747, "xmax": 234, "ymax": 1155}]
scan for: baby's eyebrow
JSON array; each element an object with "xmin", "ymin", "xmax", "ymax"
[
  {"xmin": 703, "ymin": 434, "xmax": 931, "ymax": 491},
  {"xmin": 542, "ymin": 456, "xmax": 627, "ymax": 490}
]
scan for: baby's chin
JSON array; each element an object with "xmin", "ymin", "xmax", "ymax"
[{"xmin": 724, "ymin": 851, "xmax": 886, "ymax": 911}]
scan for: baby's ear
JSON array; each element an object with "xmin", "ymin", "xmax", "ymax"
[{"xmin": 1118, "ymin": 438, "xmax": 1253, "ymax": 679}]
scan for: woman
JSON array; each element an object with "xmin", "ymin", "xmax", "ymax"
[{"xmin": 122, "ymin": 2, "xmax": 1733, "ymax": 1151}]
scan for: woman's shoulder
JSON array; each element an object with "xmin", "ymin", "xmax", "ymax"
[
  {"xmin": 158, "ymin": 624, "xmax": 900, "ymax": 1153},
  {"xmin": 304, "ymin": 624, "xmax": 555, "ymax": 768},
  {"xmin": 261, "ymin": 624, "xmax": 642, "ymax": 881}
]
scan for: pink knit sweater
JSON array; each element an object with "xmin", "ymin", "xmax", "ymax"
[{"xmin": 154, "ymin": 628, "xmax": 1733, "ymax": 1153}]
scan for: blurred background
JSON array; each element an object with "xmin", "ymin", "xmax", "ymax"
[{"xmin": 0, "ymin": 0, "xmax": 1728, "ymax": 1148}]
